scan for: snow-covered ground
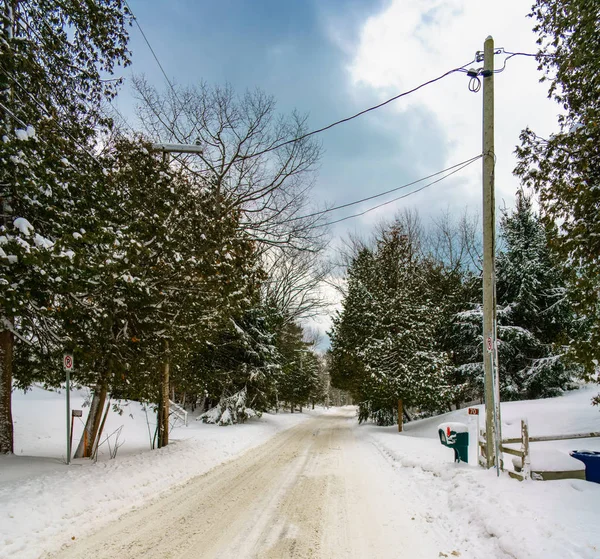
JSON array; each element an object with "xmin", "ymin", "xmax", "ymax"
[
  {"xmin": 363, "ymin": 384, "xmax": 600, "ymax": 558},
  {"xmin": 1, "ymin": 385, "xmax": 599, "ymax": 559},
  {"xmin": 0, "ymin": 387, "xmax": 319, "ymax": 559}
]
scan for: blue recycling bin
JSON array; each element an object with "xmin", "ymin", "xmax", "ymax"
[{"xmin": 570, "ymin": 451, "xmax": 600, "ymax": 483}]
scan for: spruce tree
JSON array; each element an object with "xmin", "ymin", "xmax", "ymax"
[
  {"xmin": 496, "ymin": 191, "xmax": 579, "ymax": 399},
  {"xmin": 514, "ymin": 0, "xmax": 600, "ymax": 390},
  {"xmin": 451, "ymin": 192, "xmax": 580, "ymax": 401}
]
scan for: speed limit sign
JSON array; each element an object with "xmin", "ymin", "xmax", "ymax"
[{"xmin": 63, "ymin": 354, "xmax": 74, "ymax": 372}]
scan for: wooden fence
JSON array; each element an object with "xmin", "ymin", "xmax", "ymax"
[{"xmin": 479, "ymin": 422, "xmax": 600, "ymax": 481}]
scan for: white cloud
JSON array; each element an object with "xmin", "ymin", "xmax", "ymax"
[{"xmin": 341, "ymin": 0, "xmax": 558, "ymax": 218}]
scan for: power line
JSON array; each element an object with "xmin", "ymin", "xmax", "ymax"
[
  {"xmin": 125, "ymin": 0, "xmax": 477, "ymax": 163},
  {"xmin": 0, "ymin": 100, "xmax": 28, "ymax": 129},
  {"xmin": 124, "ymin": 0, "xmax": 179, "ymax": 96},
  {"xmin": 495, "ymin": 51, "xmax": 543, "ymax": 74},
  {"xmin": 0, "ymin": 63, "xmax": 105, "ymax": 168},
  {"xmin": 287, "ymin": 154, "xmax": 482, "ymax": 222},
  {"xmin": 304, "ymin": 155, "xmax": 482, "ymax": 229},
  {"xmin": 17, "ymin": 3, "xmax": 138, "ymax": 136},
  {"xmin": 240, "ymin": 60, "xmax": 476, "ymax": 161},
  {"xmin": 465, "ymin": 50, "xmax": 544, "ymax": 92},
  {"xmin": 473, "ymin": 48, "xmax": 544, "ymax": 74}
]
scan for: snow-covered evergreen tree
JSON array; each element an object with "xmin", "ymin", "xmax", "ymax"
[
  {"xmin": 496, "ymin": 191, "xmax": 579, "ymax": 399},
  {"xmin": 451, "ymin": 192, "xmax": 580, "ymax": 402},
  {"xmin": 330, "ymin": 222, "xmax": 454, "ymax": 425},
  {"xmin": 514, "ymin": 0, "xmax": 600, "ymax": 392},
  {"xmin": 0, "ymin": 0, "xmax": 131, "ymax": 453},
  {"xmin": 329, "ymin": 248, "xmax": 377, "ymax": 399}
]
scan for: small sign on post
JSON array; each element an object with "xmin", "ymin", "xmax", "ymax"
[
  {"xmin": 63, "ymin": 353, "xmax": 74, "ymax": 465},
  {"xmin": 486, "ymin": 336, "xmax": 493, "ymax": 353},
  {"xmin": 63, "ymin": 354, "xmax": 74, "ymax": 372},
  {"xmin": 468, "ymin": 408, "xmax": 479, "ymax": 415}
]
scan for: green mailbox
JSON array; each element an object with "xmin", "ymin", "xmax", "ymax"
[{"xmin": 438, "ymin": 422, "xmax": 469, "ymax": 463}]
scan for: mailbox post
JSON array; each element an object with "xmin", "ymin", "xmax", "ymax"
[{"xmin": 468, "ymin": 407, "xmax": 480, "ymax": 464}]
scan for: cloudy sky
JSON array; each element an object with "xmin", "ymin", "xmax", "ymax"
[{"xmin": 119, "ymin": 0, "xmax": 559, "ymax": 341}]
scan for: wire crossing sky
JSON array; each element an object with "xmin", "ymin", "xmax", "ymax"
[{"xmin": 119, "ymin": 0, "xmax": 557, "ymax": 237}]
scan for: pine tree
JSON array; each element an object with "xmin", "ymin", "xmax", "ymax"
[
  {"xmin": 514, "ymin": 0, "xmax": 600, "ymax": 390},
  {"xmin": 329, "ymin": 248, "xmax": 377, "ymax": 399},
  {"xmin": 451, "ymin": 192, "xmax": 580, "ymax": 402},
  {"xmin": 0, "ymin": 0, "xmax": 131, "ymax": 453},
  {"xmin": 496, "ymin": 191, "xmax": 579, "ymax": 399},
  {"xmin": 276, "ymin": 320, "xmax": 322, "ymax": 412},
  {"xmin": 330, "ymin": 222, "xmax": 454, "ymax": 425}
]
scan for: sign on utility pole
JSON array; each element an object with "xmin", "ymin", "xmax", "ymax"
[
  {"xmin": 481, "ymin": 36, "xmax": 502, "ymax": 473},
  {"xmin": 63, "ymin": 353, "xmax": 74, "ymax": 465}
]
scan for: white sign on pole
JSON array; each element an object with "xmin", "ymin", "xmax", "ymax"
[{"xmin": 63, "ymin": 354, "xmax": 74, "ymax": 371}]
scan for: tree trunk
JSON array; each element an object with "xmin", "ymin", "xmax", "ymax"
[
  {"xmin": 91, "ymin": 399, "xmax": 111, "ymax": 460},
  {"xmin": 1, "ymin": 0, "xmax": 18, "ymax": 456},
  {"xmin": 74, "ymin": 380, "xmax": 107, "ymax": 458},
  {"xmin": 157, "ymin": 341, "xmax": 170, "ymax": 448},
  {"xmin": 397, "ymin": 399, "xmax": 403, "ymax": 432},
  {"xmin": 0, "ymin": 330, "xmax": 14, "ymax": 454}
]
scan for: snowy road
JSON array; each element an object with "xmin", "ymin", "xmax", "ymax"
[{"xmin": 50, "ymin": 409, "xmax": 494, "ymax": 559}]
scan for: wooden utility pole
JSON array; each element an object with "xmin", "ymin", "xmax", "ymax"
[{"xmin": 482, "ymin": 36, "xmax": 502, "ymax": 470}]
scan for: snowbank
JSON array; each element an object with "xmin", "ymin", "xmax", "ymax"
[
  {"xmin": 0, "ymin": 386, "xmax": 321, "ymax": 559},
  {"xmin": 361, "ymin": 385, "xmax": 600, "ymax": 559},
  {"xmin": 512, "ymin": 449, "xmax": 584, "ymax": 472}
]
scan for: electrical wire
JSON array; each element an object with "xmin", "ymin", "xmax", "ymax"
[
  {"xmin": 123, "ymin": 0, "xmax": 178, "ymax": 95},
  {"xmin": 465, "ymin": 49, "xmax": 544, "ymax": 94},
  {"xmin": 0, "ymin": 100, "xmax": 28, "ymax": 129},
  {"xmin": 494, "ymin": 50, "xmax": 539, "ymax": 74},
  {"xmin": 16, "ymin": 4, "xmax": 137, "ymax": 136},
  {"xmin": 301, "ymin": 155, "xmax": 482, "ymax": 229},
  {"xmin": 468, "ymin": 74, "xmax": 482, "ymax": 93},
  {"xmin": 239, "ymin": 60, "xmax": 476, "ymax": 161},
  {"xmin": 287, "ymin": 154, "xmax": 482, "ymax": 222},
  {"xmin": 0, "ymin": 63, "xmax": 105, "ymax": 168},
  {"xmin": 125, "ymin": 0, "xmax": 478, "ymax": 160}
]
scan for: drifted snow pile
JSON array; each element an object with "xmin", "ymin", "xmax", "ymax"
[{"xmin": 199, "ymin": 388, "xmax": 259, "ymax": 426}]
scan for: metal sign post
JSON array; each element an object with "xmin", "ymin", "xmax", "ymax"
[{"xmin": 63, "ymin": 354, "xmax": 74, "ymax": 464}]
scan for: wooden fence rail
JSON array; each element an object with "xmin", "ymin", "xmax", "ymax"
[{"xmin": 479, "ymin": 421, "xmax": 599, "ymax": 481}]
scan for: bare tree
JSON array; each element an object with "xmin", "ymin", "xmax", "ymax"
[
  {"xmin": 262, "ymin": 246, "xmax": 333, "ymax": 323},
  {"xmin": 132, "ymin": 78, "xmax": 326, "ymax": 250},
  {"xmin": 424, "ymin": 208, "xmax": 482, "ymax": 273}
]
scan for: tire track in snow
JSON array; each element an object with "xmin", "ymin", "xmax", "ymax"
[{"xmin": 49, "ymin": 409, "xmax": 484, "ymax": 559}]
